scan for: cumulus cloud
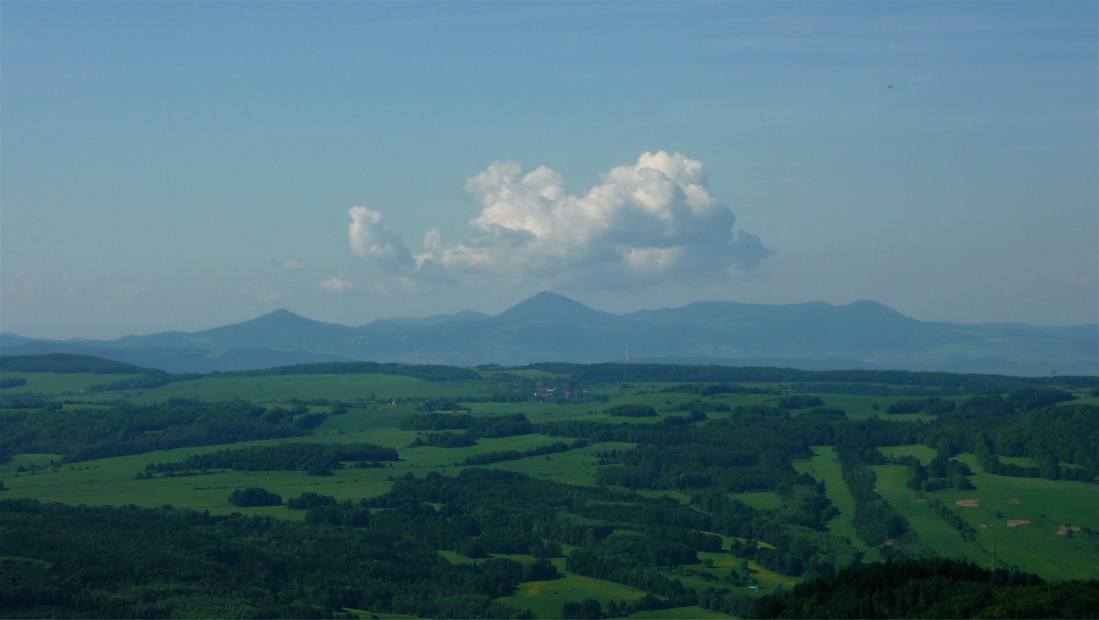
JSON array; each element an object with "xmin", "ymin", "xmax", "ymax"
[
  {"xmin": 282, "ymin": 259, "xmax": 305, "ymax": 270},
  {"xmin": 347, "ymin": 151, "xmax": 770, "ymax": 289},
  {"xmin": 319, "ymin": 277, "xmax": 357, "ymax": 293},
  {"xmin": 349, "ymin": 207, "xmax": 414, "ymax": 270}
]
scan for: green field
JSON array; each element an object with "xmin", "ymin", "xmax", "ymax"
[
  {"xmin": 996, "ymin": 455, "xmax": 1045, "ymax": 468},
  {"xmin": 498, "ymin": 557, "xmax": 651, "ymax": 618},
  {"xmin": 3, "ymin": 366, "xmax": 1097, "ymax": 618},
  {"xmin": 73, "ymin": 374, "xmax": 496, "ymax": 404},
  {"xmin": 821, "ymin": 393, "xmax": 945, "ymax": 421},
  {"xmin": 793, "ymin": 446, "xmax": 882, "ymax": 563},
  {"xmin": 626, "ymin": 606, "xmax": 733, "ymax": 619},
  {"xmin": 871, "ymin": 449, "xmax": 1099, "ymax": 581},
  {"xmin": 0, "ymin": 400, "xmax": 631, "ymax": 511},
  {"xmin": 878, "ymin": 444, "xmax": 940, "ymax": 465}
]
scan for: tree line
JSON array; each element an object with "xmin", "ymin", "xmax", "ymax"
[
  {"xmin": 144, "ymin": 442, "xmax": 399, "ymax": 476},
  {"xmin": 0, "ymin": 401, "xmax": 328, "ymax": 464}
]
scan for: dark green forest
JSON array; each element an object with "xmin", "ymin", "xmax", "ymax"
[{"xmin": 748, "ymin": 558, "xmax": 1099, "ymax": 619}]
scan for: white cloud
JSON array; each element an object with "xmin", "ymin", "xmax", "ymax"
[
  {"xmin": 282, "ymin": 259, "xmax": 305, "ymax": 270},
  {"xmin": 319, "ymin": 277, "xmax": 357, "ymax": 293},
  {"xmin": 349, "ymin": 206, "xmax": 414, "ymax": 270},
  {"xmin": 347, "ymin": 151, "xmax": 770, "ymax": 290}
]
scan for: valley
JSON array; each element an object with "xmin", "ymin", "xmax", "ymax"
[{"xmin": 1, "ymin": 355, "xmax": 1096, "ymax": 617}]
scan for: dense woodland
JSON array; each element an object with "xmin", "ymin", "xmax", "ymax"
[
  {"xmin": 144, "ymin": 443, "xmax": 399, "ymax": 476},
  {"xmin": 748, "ymin": 558, "xmax": 1099, "ymax": 619},
  {"xmin": 0, "ymin": 401, "xmax": 328, "ymax": 465},
  {"xmin": 0, "ymin": 356, "xmax": 1097, "ymax": 618},
  {"xmin": 0, "ymin": 498, "xmax": 531, "ymax": 619}
]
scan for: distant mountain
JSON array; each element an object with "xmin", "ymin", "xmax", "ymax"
[
  {"xmin": 0, "ymin": 340, "xmax": 355, "ymax": 374},
  {"xmin": 492, "ymin": 291, "xmax": 617, "ymax": 326},
  {"xmin": 0, "ymin": 333, "xmax": 41, "ymax": 348},
  {"xmin": 2, "ymin": 292, "xmax": 1095, "ymax": 375},
  {"xmin": 110, "ymin": 309, "xmax": 364, "ymax": 353},
  {"xmin": 365, "ymin": 310, "xmax": 490, "ymax": 331},
  {"xmin": 624, "ymin": 299, "xmax": 965, "ymax": 352}
]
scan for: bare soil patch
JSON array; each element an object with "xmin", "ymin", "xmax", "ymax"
[
  {"xmin": 955, "ymin": 499, "xmax": 981, "ymax": 507},
  {"xmin": 877, "ymin": 539, "xmax": 895, "ymax": 548},
  {"xmin": 1006, "ymin": 520, "xmax": 1031, "ymax": 528},
  {"xmin": 917, "ymin": 498, "xmax": 928, "ymax": 503},
  {"xmin": 1056, "ymin": 525, "xmax": 1082, "ymax": 536},
  {"xmin": 1010, "ymin": 498, "xmax": 1021, "ymax": 504},
  {"xmin": 980, "ymin": 523, "xmax": 993, "ymax": 529}
]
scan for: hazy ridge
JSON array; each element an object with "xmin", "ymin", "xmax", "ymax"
[{"xmin": 2, "ymin": 292, "xmax": 1095, "ymax": 375}]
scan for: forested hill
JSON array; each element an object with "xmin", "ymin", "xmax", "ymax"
[
  {"xmin": 4, "ymin": 355, "xmax": 1096, "ymax": 400},
  {"xmin": 521, "ymin": 363, "xmax": 1099, "ymax": 393},
  {"xmin": 748, "ymin": 558, "xmax": 1099, "ymax": 618},
  {"xmin": 0, "ymin": 353, "xmax": 163, "ymax": 375}
]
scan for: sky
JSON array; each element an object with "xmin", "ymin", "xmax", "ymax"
[{"xmin": 2, "ymin": 1, "xmax": 1096, "ymax": 340}]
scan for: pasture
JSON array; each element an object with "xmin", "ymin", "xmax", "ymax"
[
  {"xmin": 878, "ymin": 444, "xmax": 940, "ymax": 465},
  {"xmin": 75, "ymin": 374, "xmax": 497, "ymax": 404},
  {"xmin": 626, "ymin": 607, "xmax": 732, "ymax": 619},
  {"xmin": 872, "ymin": 449, "xmax": 1099, "ymax": 581},
  {"xmin": 498, "ymin": 557, "xmax": 650, "ymax": 618},
  {"xmin": 793, "ymin": 446, "xmax": 882, "ymax": 562},
  {"xmin": 2, "ymin": 366, "xmax": 1095, "ymax": 619}
]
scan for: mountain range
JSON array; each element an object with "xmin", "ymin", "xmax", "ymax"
[{"xmin": 2, "ymin": 292, "xmax": 1096, "ymax": 376}]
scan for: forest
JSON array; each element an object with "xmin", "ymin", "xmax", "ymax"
[{"xmin": 0, "ymin": 355, "xmax": 1096, "ymax": 618}]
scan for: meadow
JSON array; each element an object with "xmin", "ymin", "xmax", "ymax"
[
  {"xmin": 1, "ymin": 365, "xmax": 1096, "ymax": 618},
  {"xmin": 874, "ymin": 446, "xmax": 1098, "ymax": 581},
  {"xmin": 793, "ymin": 447, "xmax": 883, "ymax": 563}
]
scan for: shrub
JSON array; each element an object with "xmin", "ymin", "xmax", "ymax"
[{"xmin": 228, "ymin": 487, "xmax": 282, "ymax": 507}]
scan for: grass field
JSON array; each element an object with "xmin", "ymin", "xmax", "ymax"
[
  {"xmin": 498, "ymin": 557, "xmax": 651, "ymax": 618},
  {"xmin": 820, "ymin": 394, "xmax": 944, "ymax": 421},
  {"xmin": 692, "ymin": 550, "xmax": 798, "ymax": 592},
  {"xmin": 0, "ymin": 401, "xmax": 630, "ymax": 511},
  {"xmin": 344, "ymin": 608, "xmax": 421, "ymax": 619},
  {"xmin": 4, "ymin": 369, "xmax": 1095, "ymax": 618},
  {"xmin": 871, "ymin": 462, "xmax": 988, "ymax": 563},
  {"xmin": 625, "ymin": 606, "xmax": 733, "ymax": 619},
  {"xmin": 0, "ymin": 443, "xmax": 399, "ymax": 515},
  {"xmin": 998, "ymin": 455, "xmax": 1041, "ymax": 468},
  {"xmin": 74, "ymin": 374, "xmax": 497, "ymax": 404},
  {"xmin": 871, "ymin": 448, "xmax": 1099, "ymax": 581},
  {"xmin": 793, "ymin": 446, "xmax": 882, "ymax": 563},
  {"xmin": 487, "ymin": 441, "xmax": 635, "ymax": 486},
  {"xmin": 878, "ymin": 444, "xmax": 940, "ymax": 465}
]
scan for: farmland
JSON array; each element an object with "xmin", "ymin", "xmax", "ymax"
[{"xmin": 1, "ymin": 358, "xmax": 1097, "ymax": 618}]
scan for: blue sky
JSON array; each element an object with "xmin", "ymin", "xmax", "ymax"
[{"xmin": 2, "ymin": 1, "xmax": 1096, "ymax": 339}]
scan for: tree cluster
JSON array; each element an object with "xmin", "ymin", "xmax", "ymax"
[
  {"xmin": 0, "ymin": 401, "xmax": 324, "ymax": 464},
  {"xmin": 461, "ymin": 440, "xmax": 587, "ymax": 466},
  {"xmin": 145, "ymin": 442, "xmax": 398, "ymax": 475}
]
